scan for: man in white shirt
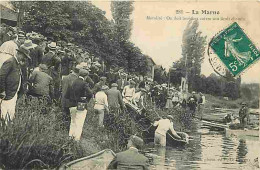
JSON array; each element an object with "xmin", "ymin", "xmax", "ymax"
[
  {"xmin": 94, "ymin": 85, "xmax": 109, "ymax": 127},
  {"xmin": 133, "ymin": 88, "xmax": 146, "ymax": 109},
  {"xmin": 153, "ymin": 115, "xmax": 181, "ymax": 147},
  {"xmin": 122, "ymin": 80, "xmax": 136, "ymax": 103},
  {"xmin": 198, "ymin": 92, "xmax": 206, "ymax": 119}
]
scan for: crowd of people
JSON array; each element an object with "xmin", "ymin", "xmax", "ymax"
[
  {"xmin": 0, "ymin": 25, "xmax": 207, "ymax": 147},
  {"xmin": 0, "ymin": 25, "xmax": 209, "ymax": 143}
]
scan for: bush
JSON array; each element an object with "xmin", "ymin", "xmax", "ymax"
[{"xmin": 0, "ymin": 96, "xmax": 90, "ymax": 169}]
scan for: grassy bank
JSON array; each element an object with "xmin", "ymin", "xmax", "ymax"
[
  {"xmin": 0, "ymin": 95, "xmax": 197, "ymax": 169},
  {"xmin": 0, "ymin": 96, "xmax": 98, "ymax": 169}
]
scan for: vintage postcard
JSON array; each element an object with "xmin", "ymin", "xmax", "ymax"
[{"xmin": 0, "ymin": 0, "xmax": 259, "ymax": 169}]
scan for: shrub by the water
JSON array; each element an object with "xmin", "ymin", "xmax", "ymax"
[{"xmin": 0, "ymin": 96, "xmax": 89, "ymax": 169}]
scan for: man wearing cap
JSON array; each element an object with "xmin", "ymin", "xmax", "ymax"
[
  {"xmin": 16, "ymin": 32, "xmax": 26, "ymax": 47},
  {"xmin": 0, "ymin": 46, "xmax": 31, "ymax": 123},
  {"xmin": 93, "ymin": 76, "xmax": 107, "ymax": 94},
  {"xmin": 187, "ymin": 91, "xmax": 198, "ymax": 117},
  {"xmin": 153, "ymin": 115, "xmax": 181, "ymax": 146},
  {"xmin": 107, "ymin": 83, "xmax": 125, "ymax": 113},
  {"xmin": 67, "ymin": 69, "xmax": 93, "ymax": 141},
  {"xmin": 94, "ymin": 85, "xmax": 109, "ymax": 127},
  {"xmin": 122, "ymin": 80, "xmax": 136, "ymax": 103},
  {"xmin": 239, "ymin": 102, "xmax": 249, "ymax": 130},
  {"xmin": 108, "ymin": 135, "xmax": 149, "ymax": 170},
  {"xmin": 28, "ymin": 64, "xmax": 54, "ymax": 99}
]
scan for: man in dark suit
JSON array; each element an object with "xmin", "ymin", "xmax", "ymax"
[
  {"xmin": 61, "ymin": 66, "xmax": 80, "ymax": 131},
  {"xmin": 42, "ymin": 42, "xmax": 61, "ymax": 101},
  {"xmin": 67, "ymin": 69, "xmax": 93, "ymax": 107},
  {"xmin": 107, "ymin": 83, "xmax": 125, "ymax": 114},
  {"xmin": 108, "ymin": 135, "xmax": 149, "ymax": 170},
  {"xmin": 67, "ymin": 69, "xmax": 93, "ymax": 141},
  {"xmin": 0, "ymin": 46, "xmax": 31, "ymax": 122}
]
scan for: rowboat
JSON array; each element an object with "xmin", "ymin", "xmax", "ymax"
[
  {"xmin": 125, "ymin": 103, "xmax": 189, "ymax": 146},
  {"xmin": 61, "ymin": 149, "xmax": 116, "ymax": 170}
]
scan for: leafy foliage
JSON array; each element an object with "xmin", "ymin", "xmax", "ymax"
[{"xmin": 11, "ymin": 1, "xmax": 150, "ymax": 74}]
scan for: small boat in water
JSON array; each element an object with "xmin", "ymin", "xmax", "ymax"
[
  {"xmin": 125, "ymin": 103, "xmax": 189, "ymax": 146},
  {"xmin": 61, "ymin": 149, "xmax": 116, "ymax": 170}
]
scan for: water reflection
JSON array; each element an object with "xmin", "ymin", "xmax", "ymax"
[
  {"xmin": 146, "ymin": 120, "xmax": 259, "ymax": 170},
  {"xmin": 237, "ymin": 139, "xmax": 248, "ymax": 163}
]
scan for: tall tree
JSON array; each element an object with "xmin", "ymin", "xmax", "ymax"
[
  {"xmin": 181, "ymin": 20, "xmax": 207, "ymax": 90},
  {"xmin": 111, "ymin": 1, "xmax": 134, "ymax": 42}
]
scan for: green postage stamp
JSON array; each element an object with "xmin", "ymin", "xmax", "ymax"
[{"xmin": 209, "ymin": 22, "xmax": 260, "ymax": 77}]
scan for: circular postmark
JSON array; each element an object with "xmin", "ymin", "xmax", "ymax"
[{"xmin": 207, "ymin": 37, "xmax": 228, "ymax": 78}]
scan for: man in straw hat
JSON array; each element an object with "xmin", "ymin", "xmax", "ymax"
[
  {"xmin": 153, "ymin": 115, "xmax": 181, "ymax": 147},
  {"xmin": 41, "ymin": 42, "xmax": 57, "ymax": 69},
  {"xmin": 0, "ymin": 46, "xmax": 31, "ymax": 123},
  {"xmin": 108, "ymin": 135, "xmax": 149, "ymax": 170},
  {"xmin": 94, "ymin": 85, "xmax": 109, "ymax": 127},
  {"xmin": 67, "ymin": 68, "xmax": 93, "ymax": 141}
]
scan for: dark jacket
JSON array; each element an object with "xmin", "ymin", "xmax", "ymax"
[
  {"xmin": 107, "ymin": 88, "xmax": 124, "ymax": 109},
  {"xmin": 29, "ymin": 70, "xmax": 53, "ymax": 98},
  {"xmin": 108, "ymin": 147, "xmax": 149, "ymax": 170},
  {"xmin": 62, "ymin": 73, "xmax": 78, "ymax": 108},
  {"xmin": 30, "ymin": 46, "xmax": 44, "ymax": 68},
  {"xmin": 42, "ymin": 51, "xmax": 56, "ymax": 68},
  {"xmin": 0, "ymin": 57, "xmax": 23, "ymax": 100},
  {"xmin": 67, "ymin": 77, "xmax": 93, "ymax": 107}
]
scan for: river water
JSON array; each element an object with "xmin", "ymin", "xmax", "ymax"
[{"xmin": 145, "ymin": 120, "xmax": 259, "ymax": 170}]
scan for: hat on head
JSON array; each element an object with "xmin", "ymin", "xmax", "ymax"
[
  {"xmin": 95, "ymin": 63, "xmax": 101, "ymax": 67},
  {"xmin": 48, "ymin": 42, "xmax": 57, "ymax": 50},
  {"xmin": 129, "ymin": 135, "xmax": 144, "ymax": 149},
  {"xmin": 39, "ymin": 64, "xmax": 48, "ymax": 70},
  {"xmin": 94, "ymin": 57, "xmax": 100, "ymax": 62},
  {"xmin": 130, "ymin": 80, "xmax": 136, "ymax": 85},
  {"xmin": 79, "ymin": 69, "xmax": 89, "ymax": 77},
  {"xmin": 167, "ymin": 115, "xmax": 174, "ymax": 120},
  {"xmin": 100, "ymin": 77, "xmax": 107, "ymax": 81},
  {"xmin": 101, "ymin": 85, "xmax": 109, "ymax": 90},
  {"xmin": 58, "ymin": 50, "xmax": 65, "ymax": 54},
  {"xmin": 192, "ymin": 91, "xmax": 196, "ymax": 94},
  {"xmin": 76, "ymin": 64, "xmax": 83, "ymax": 70},
  {"xmin": 241, "ymin": 102, "xmax": 247, "ymax": 106},
  {"xmin": 16, "ymin": 46, "xmax": 31, "ymax": 60},
  {"xmin": 21, "ymin": 40, "xmax": 37, "ymax": 49},
  {"xmin": 18, "ymin": 31, "xmax": 25, "ymax": 38},
  {"xmin": 111, "ymin": 83, "xmax": 118, "ymax": 87}
]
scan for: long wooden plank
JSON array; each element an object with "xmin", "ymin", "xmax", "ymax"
[{"xmin": 201, "ymin": 120, "xmax": 228, "ymax": 129}]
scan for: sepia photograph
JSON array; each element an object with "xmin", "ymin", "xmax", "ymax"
[{"xmin": 0, "ymin": 0, "xmax": 259, "ymax": 169}]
